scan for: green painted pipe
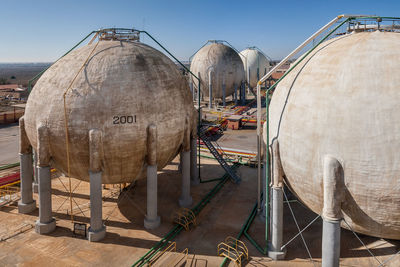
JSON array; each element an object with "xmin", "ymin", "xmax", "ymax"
[
  {"xmin": 132, "ymin": 164, "xmax": 239, "ymax": 266},
  {"xmin": 0, "ymin": 162, "xmax": 19, "ymax": 171}
]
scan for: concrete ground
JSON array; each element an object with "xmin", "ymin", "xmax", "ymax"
[
  {"xmin": 1, "ymin": 124, "xmax": 400, "ymax": 266},
  {"xmin": 0, "ymin": 123, "xmax": 19, "ymax": 165},
  {"xmin": 1, "ymin": 155, "xmax": 400, "ymax": 266}
]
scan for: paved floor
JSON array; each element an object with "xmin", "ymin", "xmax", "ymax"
[
  {"xmin": 1, "ymin": 156, "xmax": 400, "ymax": 266},
  {"xmin": 0, "ymin": 123, "xmax": 19, "ymax": 165},
  {"xmin": 1, "ymin": 124, "xmax": 400, "ymax": 266}
]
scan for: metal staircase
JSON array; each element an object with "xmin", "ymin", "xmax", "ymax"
[{"xmin": 199, "ymin": 128, "xmax": 241, "ymax": 184}]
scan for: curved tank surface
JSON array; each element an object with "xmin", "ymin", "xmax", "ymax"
[
  {"xmin": 24, "ymin": 40, "xmax": 196, "ymax": 184},
  {"xmin": 264, "ymin": 31, "xmax": 400, "ymax": 239},
  {"xmin": 240, "ymin": 47, "xmax": 270, "ymax": 88},
  {"xmin": 190, "ymin": 42, "xmax": 244, "ymax": 98}
]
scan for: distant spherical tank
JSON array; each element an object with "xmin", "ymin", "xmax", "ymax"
[
  {"xmin": 240, "ymin": 47, "xmax": 270, "ymax": 88},
  {"xmin": 264, "ymin": 31, "xmax": 400, "ymax": 239},
  {"xmin": 190, "ymin": 42, "xmax": 245, "ymax": 98},
  {"xmin": 24, "ymin": 40, "xmax": 196, "ymax": 184}
]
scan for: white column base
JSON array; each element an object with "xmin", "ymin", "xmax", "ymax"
[
  {"xmin": 144, "ymin": 215, "xmax": 161, "ymax": 230},
  {"xmin": 35, "ymin": 218, "xmax": 56, "ymax": 234},
  {"xmin": 88, "ymin": 225, "xmax": 106, "ymax": 242},
  {"xmin": 268, "ymin": 246, "xmax": 287, "ymax": 260},
  {"xmin": 18, "ymin": 200, "xmax": 36, "ymax": 214}
]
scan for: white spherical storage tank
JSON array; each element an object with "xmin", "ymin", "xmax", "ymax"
[
  {"xmin": 23, "ymin": 39, "xmax": 196, "ymax": 184},
  {"xmin": 264, "ymin": 31, "xmax": 400, "ymax": 239},
  {"xmin": 240, "ymin": 47, "xmax": 270, "ymax": 88},
  {"xmin": 190, "ymin": 42, "xmax": 245, "ymax": 99}
]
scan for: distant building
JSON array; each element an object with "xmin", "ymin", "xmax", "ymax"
[{"xmin": 0, "ymin": 84, "xmax": 28, "ymax": 100}]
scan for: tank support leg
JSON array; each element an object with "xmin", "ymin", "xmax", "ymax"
[
  {"xmin": 144, "ymin": 165, "xmax": 160, "ymax": 229},
  {"xmin": 190, "ymin": 137, "xmax": 199, "ymax": 185},
  {"xmin": 322, "ymin": 155, "xmax": 344, "ymax": 267},
  {"xmin": 222, "ymin": 82, "xmax": 226, "ymax": 107},
  {"xmin": 144, "ymin": 124, "xmax": 161, "ymax": 229},
  {"xmin": 241, "ymin": 82, "xmax": 246, "ymax": 105},
  {"xmin": 208, "ymin": 69, "xmax": 213, "ymax": 109},
  {"xmin": 33, "ymin": 149, "xmax": 38, "ymax": 193},
  {"xmin": 18, "ymin": 117, "xmax": 37, "ymax": 214},
  {"xmin": 35, "ymin": 166, "xmax": 55, "ymax": 234},
  {"xmin": 87, "ymin": 129, "xmax": 106, "ymax": 241},
  {"xmin": 234, "ymin": 83, "xmax": 238, "ymax": 105},
  {"xmin": 35, "ymin": 124, "xmax": 56, "ymax": 234},
  {"xmin": 179, "ymin": 150, "xmax": 192, "ymax": 207},
  {"xmin": 268, "ymin": 140, "xmax": 286, "ymax": 260},
  {"xmin": 88, "ymin": 171, "xmax": 106, "ymax": 241},
  {"xmin": 190, "ymin": 82, "xmax": 195, "ymax": 101},
  {"xmin": 18, "ymin": 153, "xmax": 36, "ymax": 213}
]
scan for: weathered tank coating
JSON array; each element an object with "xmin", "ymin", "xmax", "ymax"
[
  {"xmin": 264, "ymin": 31, "xmax": 400, "ymax": 239},
  {"xmin": 240, "ymin": 47, "xmax": 270, "ymax": 88},
  {"xmin": 190, "ymin": 42, "xmax": 244, "ymax": 98},
  {"xmin": 24, "ymin": 40, "xmax": 196, "ymax": 184}
]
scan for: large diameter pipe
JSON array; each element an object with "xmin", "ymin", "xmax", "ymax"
[{"xmin": 257, "ymin": 14, "xmax": 371, "ymax": 85}]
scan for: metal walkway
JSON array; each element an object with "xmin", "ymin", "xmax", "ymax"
[{"xmin": 199, "ymin": 129, "xmax": 241, "ymax": 184}]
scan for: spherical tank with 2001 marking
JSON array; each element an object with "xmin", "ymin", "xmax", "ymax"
[{"xmin": 23, "ymin": 39, "xmax": 196, "ymax": 184}]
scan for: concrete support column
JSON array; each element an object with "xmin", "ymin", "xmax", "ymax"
[
  {"xmin": 208, "ymin": 69, "xmax": 213, "ymax": 109},
  {"xmin": 234, "ymin": 83, "xmax": 238, "ymax": 105},
  {"xmin": 35, "ymin": 124, "xmax": 55, "ymax": 234},
  {"xmin": 179, "ymin": 150, "xmax": 192, "ymax": 207},
  {"xmin": 88, "ymin": 171, "xmax": 106, "ymax": 241},
  {"xmin": 222, "ymin": 75, "xmax": 226, "ymax": 107},
  {"xmin": 18, "ymin": 153, "xmax": 36, "ymax": 213},
  {"xmin": 144, "ymin": 124, "xmax": 161, "ymax": 229},
  {"xmin": 88, "ymin": 129, "xmax": 106, "ymax": 242},
  {"xmin": 18, "ymin": 117, "xmax": 37, "ymax": 213},
  {"xmin": 241, "ymin": 82, "xmax": 246, "ymax": 105},
  {"xmin": 190, "ymin": 137, "xmax": 199, "ymax": 185},
  {"xmin": 33, "ymin": 150, "xmax": 38, "ymax": 193},
  {"xmin": 268, "ymin": 140, "xmax": 286, "ymax": 260},
  {"xmin": 322, "ymin": 155, "xmax": 344, "ymax": 267},
  {"xmin": 322, "ymin": 220, "xmax": 341, "ymax": 267},
  {"xmin": 35, "ymin": 166, "xmax": 56, "ymax": 234},
  {"xmin": 190, "ymin": 82, "xmax": 195, "ymax": 101}
]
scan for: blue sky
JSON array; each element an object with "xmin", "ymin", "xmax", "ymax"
[{"xmin": 0, "ymin": 0, "xmax": 399, "ymax": 62}]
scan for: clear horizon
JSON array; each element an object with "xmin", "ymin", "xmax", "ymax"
[{"xmin": 1, "ymin": 0, "xmax": 399, "ymax": 63}]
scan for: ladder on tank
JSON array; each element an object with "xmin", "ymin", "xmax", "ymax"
[{"xmin": 199, "ymin": 128, "xmax": 241, "ymax": 184}]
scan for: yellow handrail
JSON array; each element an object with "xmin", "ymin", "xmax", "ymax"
[{"xmin": 149, "ymin": 242, "xmax": 176, "ymax": 266}]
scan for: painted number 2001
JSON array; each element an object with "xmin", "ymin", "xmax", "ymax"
[{"xmin": 113, "ymin": 115, "xmax": 137, "ymax": 124}]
